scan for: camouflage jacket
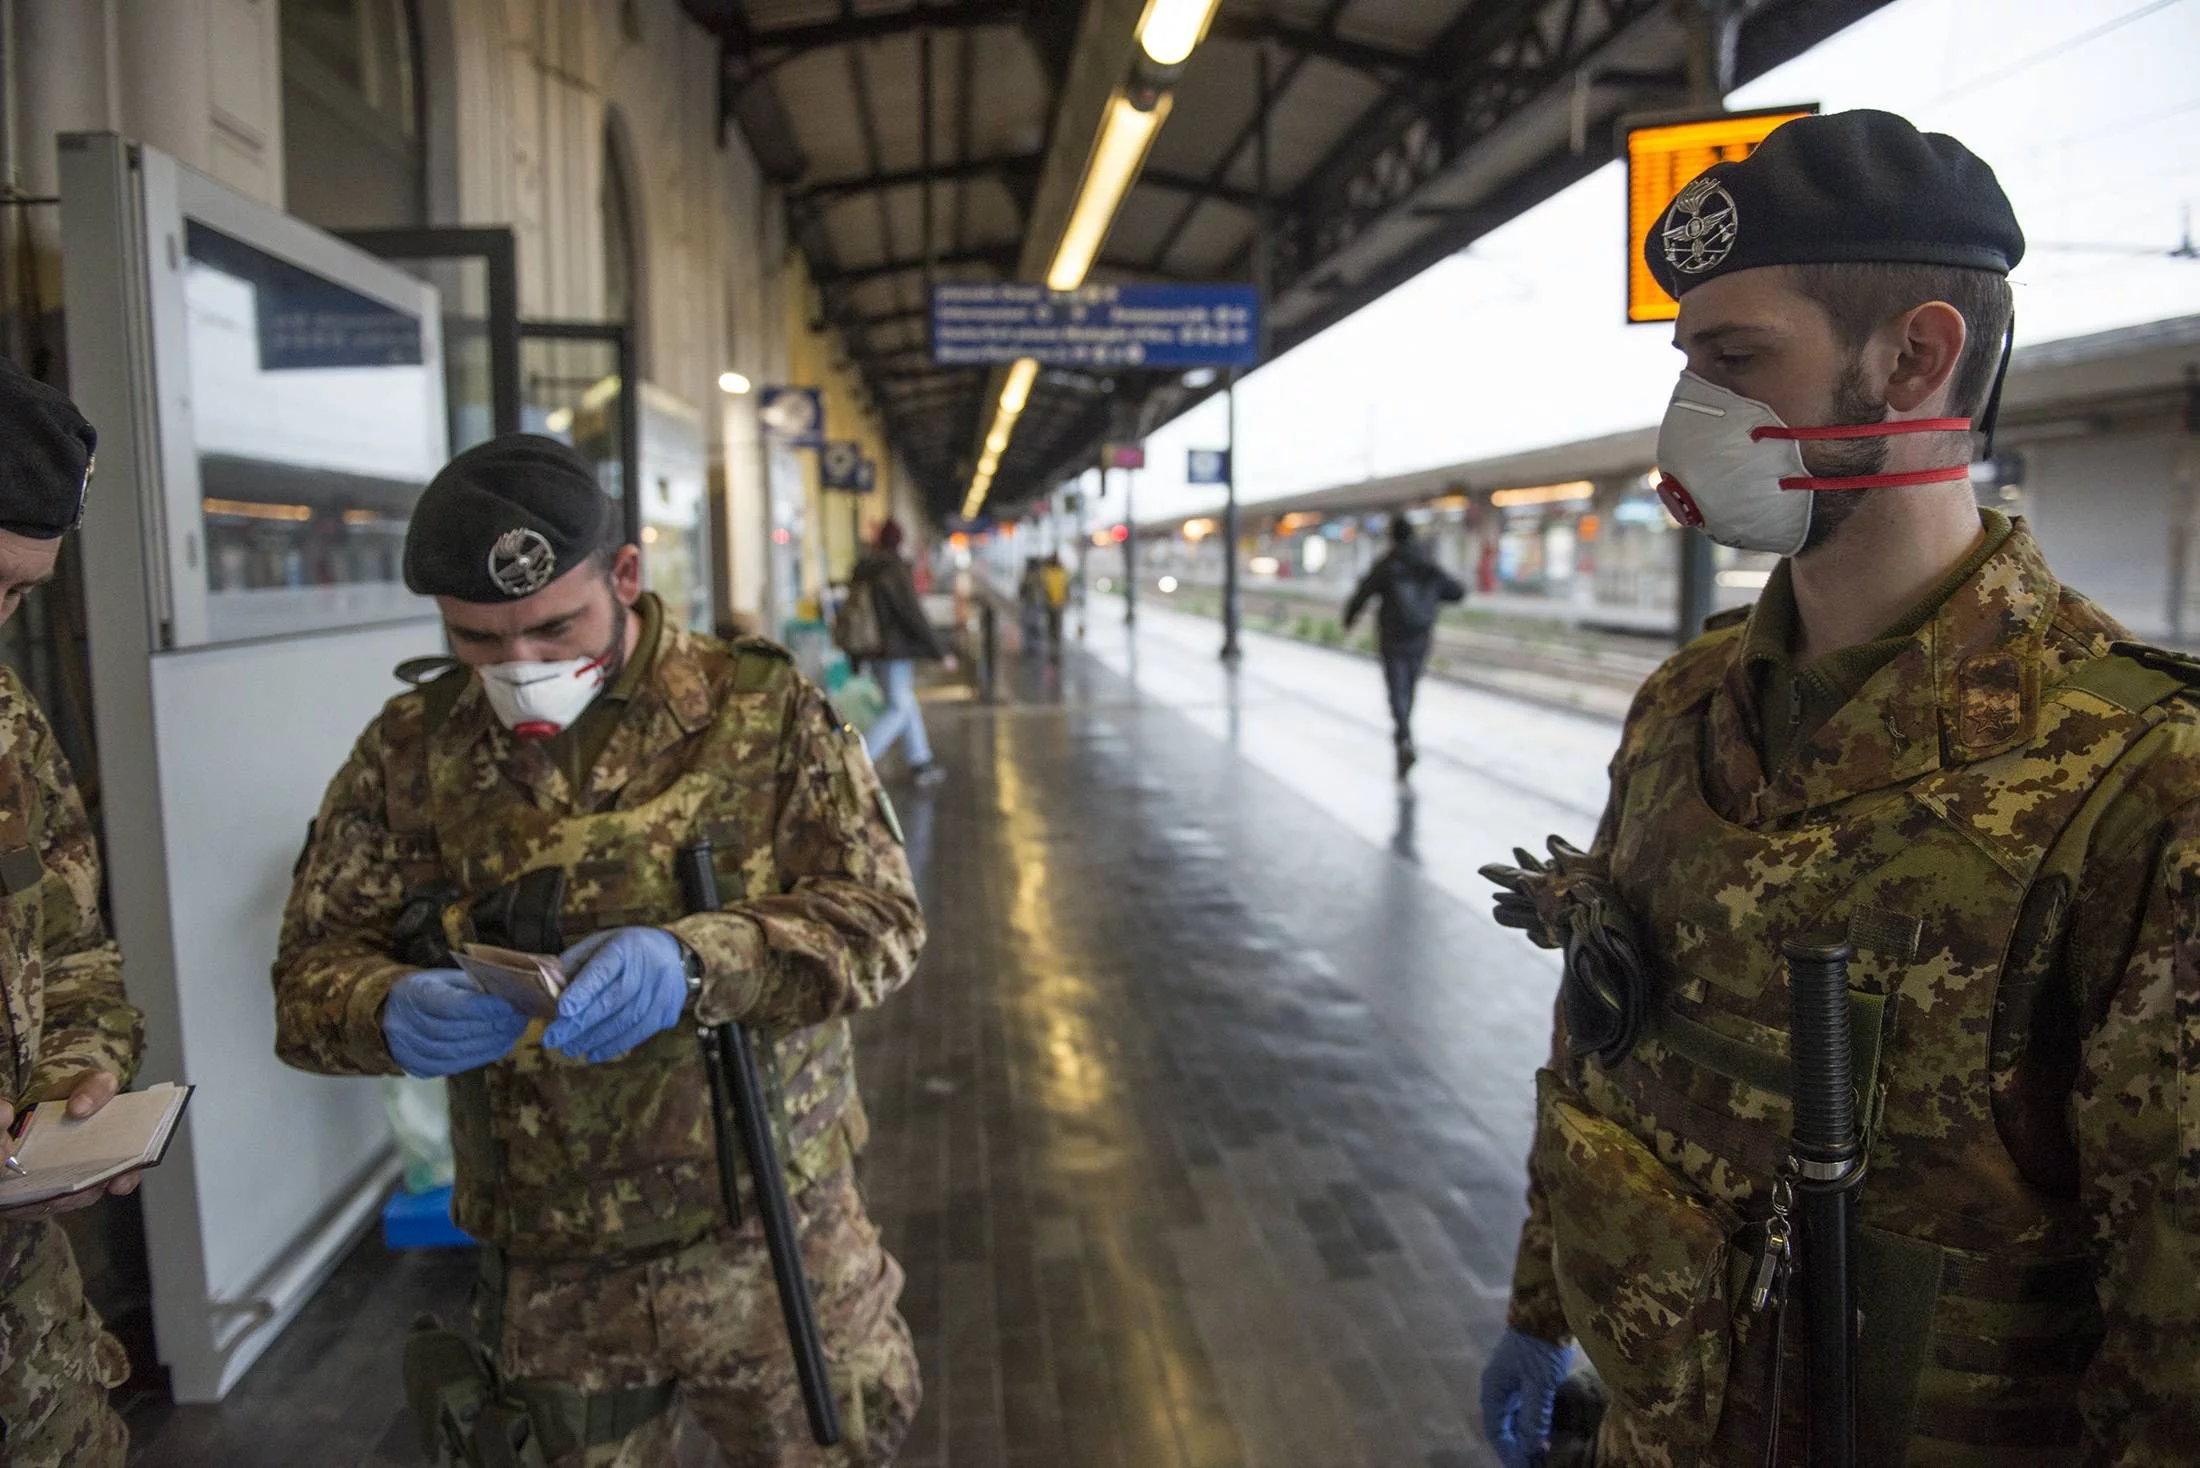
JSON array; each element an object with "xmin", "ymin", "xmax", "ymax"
[
  {"xmin": 273, "ymin": 608, "xmax": 924, "ymax": 1261},
  {"xmin": 0, "ymin": 667, "xmax": 144, "ymax": 1350},
  {"xmin": 1507, "ymin": 524, "xmax": 2200, "ymax": 1465}
]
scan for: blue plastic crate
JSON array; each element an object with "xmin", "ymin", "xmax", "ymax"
[{"xmin": 381, "ymin": 1184, "xmax": 475, "ymax": 1250}]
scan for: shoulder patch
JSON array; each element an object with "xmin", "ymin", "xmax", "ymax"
[
  {"xmin": 732, "ymin": 636, "xmax": 795, "ymax": 663},
  {"xmin": 732, "ymin": 645, "xmax": 794, "ymax": 695},
  {"xmin": 2109, "ymin": 640, "xmax": 2200, "ymax": 690}
]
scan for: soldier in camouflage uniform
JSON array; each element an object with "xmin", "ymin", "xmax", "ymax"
[
  {"xmin": 0, "ymin": 360, "xmax": 148, "ymax": 1466},
  {"xmin": 1479, "ymin": 113, "xmax": 2200, "ymax": 1465},
  {"xmin": 273, "ymin": 435, "xmax": 922, "ymax": 1466}
]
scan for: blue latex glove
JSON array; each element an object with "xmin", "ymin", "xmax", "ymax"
[
  {"xmin": 383, "ymin": 968, "xmax": 528, "ymax": 1077},
  {"xmin": 1480, "ymin": 1329, "xmax": 1576, "ymax": 1468},
  {"xmin": 542, "ymin": 927, "xmax": 690, "ymax": 1064}
]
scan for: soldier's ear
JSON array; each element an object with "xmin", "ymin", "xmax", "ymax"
[
  {"xmin": 607, "ymin": 544, "xmax": 643, "ymax": 606},
  {"xmin": 1883, "ymin": 300, "xmax": 1967, "ymax": 415}
]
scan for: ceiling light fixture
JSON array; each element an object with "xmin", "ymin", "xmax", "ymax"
[
  {"xmin": 1135, "ymin": 0, "xmax": 1222, "ymax": 67},
  {"xmin": 717, "ymin": 371, "xmax": 752, "ymax": 395},
  {"xmin": 1047, "ymin": 93, "xmax": 1172, "ymax": 292},
  {"xmin": 967, "ymin": 4, "xmax": 1219, "ymax": 519}
]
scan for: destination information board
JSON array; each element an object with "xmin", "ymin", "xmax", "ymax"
[{"xmin": 931, "ymin": 283, "xmax": 1261, "ymax": 368}]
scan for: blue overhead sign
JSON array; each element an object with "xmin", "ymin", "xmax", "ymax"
[
  {"xmin": 1187, "ymin": 449, "xmax": 1230, "ymax": 485},
  {"xmin": 759, "ymin": 387, "xmax": 824, "ymax": 448},
  {"xmin": 931, "ymin": 283, "xmax": 1260, "ymax": 369}
]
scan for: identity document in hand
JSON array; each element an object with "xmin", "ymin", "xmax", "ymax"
[
  {"xmin": 0, "ymin": 1081, "xmax": 193, "ymax": 1208},
  {"xmin": 454, "ymin": 943, "xmax": 567, "ymax": 1020}
]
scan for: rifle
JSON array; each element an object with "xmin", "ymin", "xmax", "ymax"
[
  {"xmin": 1781, "ymin": 938, "xmax": 1863, "ymax": 1467},
  {"xmin": 676, "ymin": 840, "xmax": 843, "ymax": 1447}
]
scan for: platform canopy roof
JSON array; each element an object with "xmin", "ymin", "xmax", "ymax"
[{"xmin": 677, "ymin": 0, "xmax": 1893, "ymax": 520}]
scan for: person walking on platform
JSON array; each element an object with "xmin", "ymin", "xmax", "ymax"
[
  {"xmin": 851, "ymin": 520, "xmax": 949, "ymax": 787},
  {"xmin": 1041, "ymin": 553, "xmax": 1070, "ymax": 659},
  {"xmin": 272, "ymin": 435, "xmax": 924, "ymax": 1467},
  {"xmin": 1017, "ymin": 555, "xmax": 1047, "ymax": 652},
  {"xmin": 1478, "ymin": 111, "xmax": 2200, "ymax": 1467},
  {"xmin": 1343, "ymin": 513, "xmax": 1465, "ymax": 779},
  {"xmin": 0, "ymin": 360, "xmax": 147, "ymax": 1468}
]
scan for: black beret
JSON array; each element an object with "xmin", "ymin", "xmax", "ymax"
[
  {"xmin": 1647, "ymin": 109, "xmax": 2024, "ymax": 299},
  {"xmin": 403, "ymin": 434, "xmax": 617, "ymax": 602},
  {"xmin": 0, "ymin": 355, "xmax": 96, "ymax": 540}
]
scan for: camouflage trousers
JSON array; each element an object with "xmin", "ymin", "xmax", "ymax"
[
  {"xmin": 0, "ymin": 1220, "xmax": 130, "ymax": 1467},
  {"xmin": 487, "ymin": 1165, "xmax": 920, "ymax": 1468}
]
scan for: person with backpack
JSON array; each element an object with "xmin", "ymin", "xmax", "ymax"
[
  {"xmin": 1041, "ymin": 553, "xmax": 1071, "ymax": 659},
  {"xmin": 843, "ymin": 520, "xmax": 950, "ymax": 786},
  {"xmin": 1343, "ymin": 512, "xmax": 1466, "ymax": 778}
]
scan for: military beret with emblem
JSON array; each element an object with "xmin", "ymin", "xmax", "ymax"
[
  {"xmin": 1646, "ymin": 109, "xmax": 2025, "ymax": 299},
  {"xmin": 403, "ymin": 434, "xmax": 617, "ymax": 602},
  {"xmin": 0, "ymin": 354, "xmax": 97, "ymax": 540}
]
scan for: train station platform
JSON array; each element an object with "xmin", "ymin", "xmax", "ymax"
[{"xmin": 122, "ymin": 604, "xmax": 1622, "ymax": 1468}]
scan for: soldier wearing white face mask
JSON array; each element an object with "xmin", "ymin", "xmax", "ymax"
[{"xmin": 1476, "ymin": 111, "xmax": 2200, "ymax": 1466}]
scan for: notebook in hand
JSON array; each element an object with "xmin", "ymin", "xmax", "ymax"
[
  {"xmin": 0, "ymin": 1081, "xmax": 193, "ymax": 1209},
  {"xmin": 455, "ymin": 943, "xmax": 567, "ymax": 1020}
]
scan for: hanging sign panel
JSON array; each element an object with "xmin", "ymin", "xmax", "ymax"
[
  {"xmin": 931, "ymin": 283, "xmax": 1260, "ymax": 368},
  {"xmin": 820, "ymin": 439, "xmax": 864, "ymax": 490},
  {"xmin": 1624, "ymin": 105, "xmax": 1817, "ymax": 324},
  {"xmin": 1187, "ymin": 449, "xmax": 1230, "ymax": 484},
  {"xmin": 759, "ymin": 387, "xmax": 825, "ymax": 447}
]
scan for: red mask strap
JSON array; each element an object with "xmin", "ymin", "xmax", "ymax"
[
  {"xmin": 1753, "ymin": 418, "xmax": 1971, "ymax": 442},
  {"xmin": 1779, "ymin": 464, "xmax": 1974, "ymax": 493}
]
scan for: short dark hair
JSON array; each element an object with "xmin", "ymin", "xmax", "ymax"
[
  {"xmin": 1389, "ymin": 512, "xmax": 1415, "ymax": 542},
  {"xmin": 1786, "ymin": 262, "xmax": 2013, "ymax": 418}
]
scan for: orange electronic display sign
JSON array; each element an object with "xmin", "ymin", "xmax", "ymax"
[{"xmin": 1625, "ymin": 105, "xmax": 1817, "ymax": 323}]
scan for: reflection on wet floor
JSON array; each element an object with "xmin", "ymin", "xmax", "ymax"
[
  {"xmin": 860, "ymin": 601, "xmax": 1602, "ymax": 1467},
  {"xmin": 125, "ymin": 600, "xmax": 1607, "ymax": 1468}
]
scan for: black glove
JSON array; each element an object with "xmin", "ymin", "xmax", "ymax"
[
  {"xmin": 1560, "ymin": 878, "xmax": 1651, "ymax": 1066},
  {"xmin": 391, "ymin": 884, "xmax": 462, "ymax": 968},
  {"xmin": 468, "ymin": 867, "xmax": 568, "ymax": 955},
  {"xmin": 1479, "ymin": 836, "xmax": 1598, "ymax": 950},
  {"xmin": 1482, "ymin": 836, "xmax": 1651, "ymax": 1066}
]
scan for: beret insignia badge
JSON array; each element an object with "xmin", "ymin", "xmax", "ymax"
[
  {"xmin": 1661, "ymin": 175, "xmax": 1739, "ymax": 276},
  {"xmin": 487, "ymin": 527, "xmax": 557, "ymax": 597}
]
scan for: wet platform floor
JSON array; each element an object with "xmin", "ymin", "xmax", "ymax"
[{"xmin": 126, "ymin": 601, "xmax": 1618, "ymax": 1467}]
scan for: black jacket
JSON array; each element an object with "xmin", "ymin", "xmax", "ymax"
[
  {"xmin": 1343, "ymin": 544, "xmax": 1466, "ymax": 647},
  {"xmin": 852, "ymin": 550, "xmax": 948, "ymax": 661}
]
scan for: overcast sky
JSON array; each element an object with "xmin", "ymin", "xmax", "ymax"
[{"xmin": 1083, "ymin": 0, "xmax": 2200, "ymax": 527}]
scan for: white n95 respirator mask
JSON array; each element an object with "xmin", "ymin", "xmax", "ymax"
[
  {"xmin": 477, "ymin": 654, "xmax": 611, "ymax": 741},
  {"xmin": 1653, "ymin": 371, "xmax": 1974, "ymax": 557}
]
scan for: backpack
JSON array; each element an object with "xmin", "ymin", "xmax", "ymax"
[{"xmin": 832, "ymin": 576, "xmax": 885, "ymax": 659}]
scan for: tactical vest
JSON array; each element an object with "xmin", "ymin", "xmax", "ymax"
[
  {"xmin": 381, "ymin": 646, "xmax": 867, "ymax": 1263},
  {"xmin": 1539, "ymin": 643, "xmax": 2188, "ymax": 1467}
]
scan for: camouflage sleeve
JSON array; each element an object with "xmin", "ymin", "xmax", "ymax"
[
  {"xmin": 16, "ymin": 687, "xmax": 142, "ymax": 1094},
  {"xmin": 2068, "ymin": 802, "xmax": 2200, "ymax": 1460},
  {"xmin": 672, "ymin": 680, "xmax": 925, "ymax": 1032},
  {"xmin": 1504, "ymin": 759, "xmax": 1623, "ymax": 1344},
  {"xmin": 1505, "ymin": 994, "xmax": 1574, "ymax": 1344},
  {"xmin": 269, "ymin": 721, "xmax": 411, "ymax": 1076}
]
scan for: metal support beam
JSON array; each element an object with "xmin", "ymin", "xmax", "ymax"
[
  {"xmin": 1210, "ymin": 13, "xmax": 1428, "ymax": 82},
  {"xmin": 1139, "ymin": 170, "xmax": 1267, "ymax": 214},
  {"xmin": 727, "ymin": 1, "xmax": 1021, "ymax": 65},
  {"xmin": 791, "ymin": 152, "xmax": 1039, "ymax": 206},
  {"xmin": 811, "ymin": 245, "xmax": 1017, "ymax": 290}
]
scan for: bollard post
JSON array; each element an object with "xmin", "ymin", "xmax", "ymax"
[{"xmin": 979, "ymin": 602, "xmax": 998, "ymax": 704}]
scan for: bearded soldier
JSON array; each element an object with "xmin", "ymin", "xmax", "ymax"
[
  {"xmin": 1478, "ymin": 112, "xmax": 2200, "ymax": 1465},
  {"xmin": 0, "ymin": 359, "xmax": 147, "ymax": 1466},
  {"xmin": 273, "ymin": 435, "xmax": 922, "ymax": 1466}
]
